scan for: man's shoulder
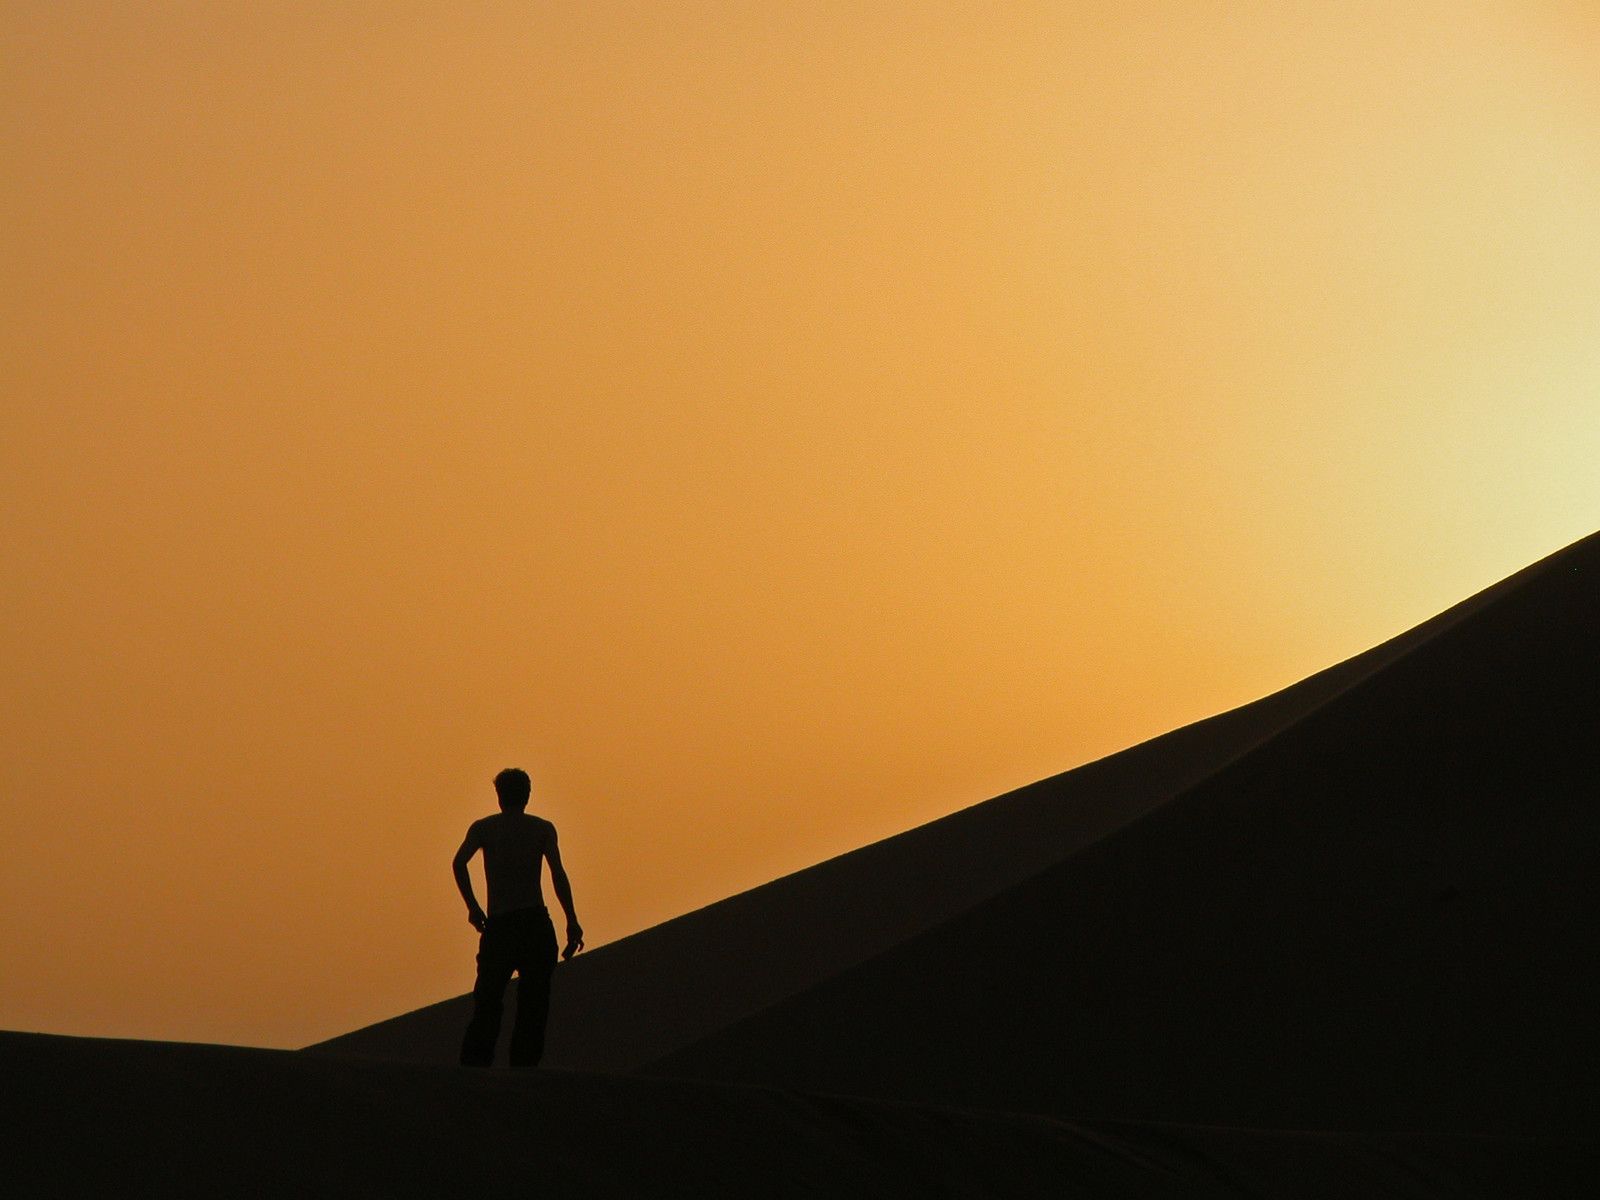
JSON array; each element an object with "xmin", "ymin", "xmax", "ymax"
[{"xmin": 474, "ymin": 811, "xmax": 555, "ymax": 844}]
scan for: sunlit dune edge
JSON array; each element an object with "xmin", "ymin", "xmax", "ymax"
[{"xmin": 650, "ymin": 532, "xmax": 1600, "ymax": 1138}]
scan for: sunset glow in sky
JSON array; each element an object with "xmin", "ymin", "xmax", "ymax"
[{"xmin": 4, "ymin": 2, "xmax": 1599, "ymax": 1048}]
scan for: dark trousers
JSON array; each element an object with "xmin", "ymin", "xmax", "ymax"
[{"xmin": 459, "ymin": 906, "xmax": 558, "ymax": 1068}]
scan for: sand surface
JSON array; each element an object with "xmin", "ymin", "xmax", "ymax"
[{"xmin": 6, "ymin": 1031, "xmax": 1593, "ymax": 1198}]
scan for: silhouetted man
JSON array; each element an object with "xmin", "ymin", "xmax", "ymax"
[{"xmin": 453, "ymin": 768, "xmax": 583, "ymax": 1068}]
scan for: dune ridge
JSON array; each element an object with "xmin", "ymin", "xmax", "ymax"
[
  {"xmin": 309, "ymin": 535, "xmax": 1562, "ymax": 1071},
  {"xmin": 648, "ymin": 533, "xmax": 1600, "ymax": 1136}
]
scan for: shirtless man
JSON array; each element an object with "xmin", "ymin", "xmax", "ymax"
[{"xmin": 453, "ymin": 767, "xmax": 583, "ymax": 1068}]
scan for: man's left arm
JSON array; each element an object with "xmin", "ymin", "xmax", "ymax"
[{"xmin": 452, "ymin": 826, "xmax": 486, "ymax": 931}]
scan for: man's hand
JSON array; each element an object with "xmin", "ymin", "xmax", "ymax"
[
  {"xmin": 563, "ymin": 923, "xmax": 584, "ymax": 960},
  {"xmin": 468, "ymin": 907, "xmax": 487, "ymax": 933}
]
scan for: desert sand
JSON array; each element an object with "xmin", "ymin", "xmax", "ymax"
[
  {"xmin": 4, "ymin": 1032, "xmax": 1592, "ymax": 1197},
  {"xmin": 10, "ymin": 533, "xmax": 1600, "ymax": 1195}
]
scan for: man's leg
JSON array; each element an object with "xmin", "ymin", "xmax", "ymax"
[
  {"xmin": 459, "ymin": 923, "xmax": 515, "ymax": 1067},
  {"xmin": 507, "ymin": 912, "xmax": 559, "ymax": 1069}
]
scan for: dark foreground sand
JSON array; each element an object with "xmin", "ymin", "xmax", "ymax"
[{"xmin": 5, "ymin": 1031, "xmax": 1593, "ymax": 1199}]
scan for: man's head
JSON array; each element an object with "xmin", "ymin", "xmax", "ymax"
[{"xmin": 493, "ymin": 767, "xmax": 531, "ymax": 812}]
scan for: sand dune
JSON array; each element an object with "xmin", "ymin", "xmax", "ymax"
[
  {"xmin": 650, "ymin": 533, "xmax": 1600, "ymax": 1137},
  {"xmin": 6, "ymin": 1031, "xmax": 1593, "ymax": 1199},
  {"xmin": 310, "ymin": 537, "xmax": 1546, "ymax": 1071},
  {"xmin": 25, "ymin": 538, "xmax": 1600, "ymax": 1196}
]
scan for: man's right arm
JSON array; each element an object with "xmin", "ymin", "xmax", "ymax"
[
  {"xmin": 452, "ymin": 824, "xmax": 486, "ymax": 932},
  {"xmin": 545, "ymin": 825, "xmax": 583, "ymax": 959}
]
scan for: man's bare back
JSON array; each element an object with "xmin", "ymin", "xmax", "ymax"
[
  {"xmin": 467, "ymin": 811, "xmax": 553, "ymax": 916},
  {"xmin": 454, "ymin": 813, "xmax": 582, "ymax": 954}
]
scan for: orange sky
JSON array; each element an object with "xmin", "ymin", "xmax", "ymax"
[{"xmin": 3, "ymin": 1, "xmax": 1598, "ymax": 1049}]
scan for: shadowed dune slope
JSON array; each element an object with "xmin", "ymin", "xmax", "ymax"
[
  {"xmin": 309, "ymin": 545, "xmax": 1547, "ymax": 1070},
  {"xmin": 6, "ymin": 1032, "xmax": 1595, "ymax": 1199},
  {"xmin": 650, "ymin": 533, "xmax": 1600, "ymax": 1136}
]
